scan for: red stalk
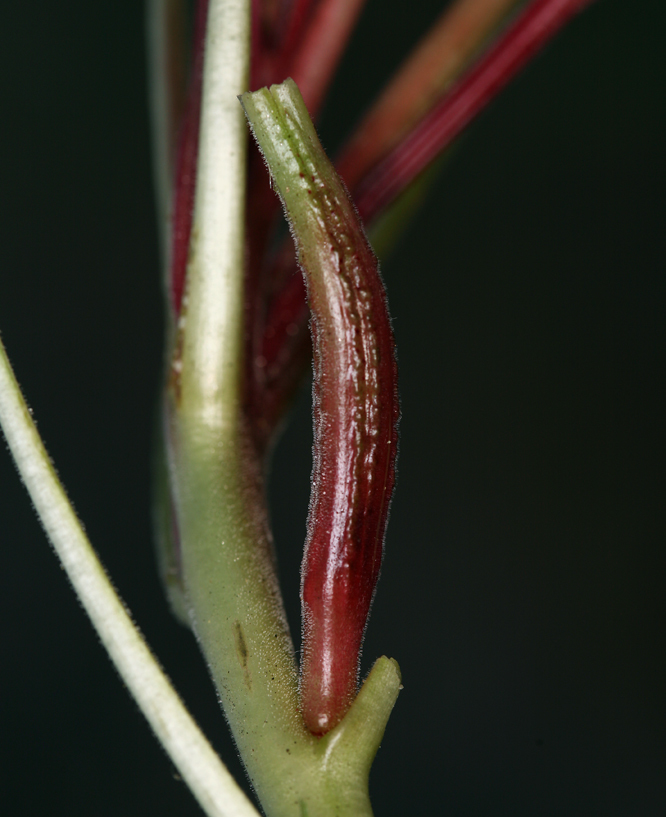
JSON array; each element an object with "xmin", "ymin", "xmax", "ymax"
[
  {"xmin": 335, "ymin": 0, "xmax": 521, "ymax": 192},
  {"xmin": 251, "ymin": 0, "xmax": 268, "ymax": 89},
  {"xmin": 277, "ymin": 0, "xmax": 321, "ymax": 53},
  {"xmin": 245, "ymin": 0, "xmax": 374, "ymax": 446},
  {"xmin": 169, "ymin": 0, "xmax": 209, "ymax": 316},
  {"xmin": 160, "ymin": 0, "xmax": 189, "ymax": 185},
  {"xmin": 241, "ymin": 81, "xmax": 400, "ymax": 734},
  {"xmin": 354, "ymin": 0, "xmax": 597, "ymax": 222},
  {"xmin": 297, "ymin": 155, "xmax": 399, "ymax": 736},
  {"xmin": 287, "ymin": 0, "xmax": 369, "ymax": 118}
]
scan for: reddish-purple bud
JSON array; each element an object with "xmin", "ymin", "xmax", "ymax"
[{"xmin": 241, "ymin": 79, "xmax": 399, "ymax": 734}]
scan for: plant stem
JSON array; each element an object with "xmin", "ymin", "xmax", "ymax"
[
  {"xmin": 176, "ymin": 0, "xmax": 250, "ymax": 414},
  {"xmin": 287, "ymin": 0, "xmax": 369, "ymax": 118},
  {"xmin": 354, "ymin": 0, "xmax": 597, "ymax": 220},
  {"xmin": 241, "ymin": 77, "xmax": 399, "ymax": 735},
  {"xmin": 167, "ymin": 38, "xmax": 402, "ymax": 803},
  {"xmin": 146, "ymin": 0, "xmax": 188, "ymax": 271},
  {"xmin": 336, "ymin": 0, "xmax": 521, "ymax": 190},
  {"xmin": 0, "ymin": 335, "xmax": 261, "ymax": 817}
]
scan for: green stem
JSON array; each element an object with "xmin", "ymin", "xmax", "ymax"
[
  {"xmin": 168, "ymin": 47, "xmax": 401, "ymax": 807},
  {"xmin": 0, "ymin": 335, "xmax": 260, "ymax": 817}
]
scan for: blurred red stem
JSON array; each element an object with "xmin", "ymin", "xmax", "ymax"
[
  {"xmin": 354, "ymin": 0, "xmax": 597, "ymax": 222},
  {"xmin": 169, "ymin": 0, "xmax": 209, "ymax": 316},
  {"xmin": 336, "ymin": 0, "xmax": 522, "ymax": 191},
  {"xmin": 287, "ymin": 0, "xmax": 369, "ymax": 117}
]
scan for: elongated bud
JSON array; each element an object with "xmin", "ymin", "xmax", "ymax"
[{"xmin": 241, "ymin": 79, "xmax": 399, "ymax": 735}]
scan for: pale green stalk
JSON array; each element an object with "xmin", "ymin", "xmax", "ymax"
[
  {"xmin": 177, "ymin": 0, "xmax": 251, "ymax": 418},
  {"xmin": 0, "ymin": 334, "xmax": 260, "ymax": 817},
  {"xmin": 166, "ymin": 48, "xmax": 402, "ymax": 806}
]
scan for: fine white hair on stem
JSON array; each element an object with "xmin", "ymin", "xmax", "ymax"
[{"xmin": 0, "ymin": 335, "xmax": 261, "ymax": 817}]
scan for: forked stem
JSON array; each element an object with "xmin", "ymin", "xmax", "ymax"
[{"xmin": 162, "ymin": 0, "xmax": 401, "ymax": 807}]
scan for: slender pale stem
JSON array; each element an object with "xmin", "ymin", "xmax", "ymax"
[
  {"xmin": 178, "ymin": 0, "xmax": 251, "ymax": 422},
  {"xmin": 0, "ymin": 336, "xmax": 260, "ymax": 817}
]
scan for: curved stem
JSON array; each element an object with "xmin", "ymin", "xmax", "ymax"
[
  {"xmin": 0, "ymin": 336, "xmax": 260, "ymax": 817},
  {"xmin": 241, "ymin": 79, "xmax": 399, "ymax": 735}
]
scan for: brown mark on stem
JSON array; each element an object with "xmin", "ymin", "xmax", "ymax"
[{"xmin": 234, "ymin": 620, "xmax": 252, "ymax": 691}]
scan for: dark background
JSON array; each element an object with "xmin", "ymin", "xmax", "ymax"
[{"xmin": 1, "ymin": 1, "xmax": 664, "ymax": 814}]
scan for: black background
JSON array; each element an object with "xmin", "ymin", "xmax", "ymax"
[{"xmin": 1, "ymin": 1, "xmax": 664, "ymax": 815}]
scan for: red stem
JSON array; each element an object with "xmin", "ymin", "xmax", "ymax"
[
  {"xmin": 335, "ymin": 0, "xmax": 521, "ymax": 192},
  {"xmin": 246, "ymin": 0, "xmax": 374, "ymax": 446},
  {"xmin": 287, "ymin": 0, "xmax": 369, "ymax": 117},
  {"xmin": 278, "ymin": 0, "xmax": 321, "ymax": 56},
  {"xmin": 169, "ymin": 0, "xmax": 209, "ymax": 316},
  {"xmin": 354, "ymin": 0, "xmax": 597, "ymax": 222}
]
